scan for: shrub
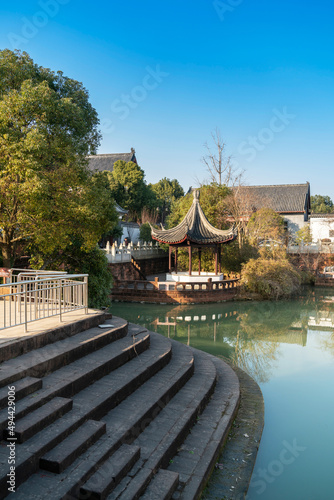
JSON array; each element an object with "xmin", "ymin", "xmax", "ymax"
[{"xmin": 240, "ymin": 254, "xmax": 301, "ymax": 299}]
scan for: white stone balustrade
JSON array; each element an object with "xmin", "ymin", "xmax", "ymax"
[{"xmin": 104, "ymin": 241, "xmax": 165, "ymax": 263}]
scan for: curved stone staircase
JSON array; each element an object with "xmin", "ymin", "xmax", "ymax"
[{"xmin": 0, "ymin": 314, "xmax": 241, "ymax": 500}]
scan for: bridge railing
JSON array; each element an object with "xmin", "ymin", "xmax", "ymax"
[
  {"xmin": 103, "ymin": 241, "xmax": 166, "ymax": 263},
  {"xmin": 0, "ymin": 274, "xmax": 88, "ymax": 332}
]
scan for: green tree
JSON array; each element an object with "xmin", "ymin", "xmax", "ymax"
[
  {"xmin": 139, "ymin": 222, "xmax": 154, "ymax": 243},
  {"xmin": 295, "ymin": 225, "xmax": 312, "ymax": 245},
  {"xmin": 150, "ymin": 177, "xmax": 184, "ymax": 223},
  {"xmin": 167, "ymin": 183, "xmax": 231, "ymax": 229},
  {"xmin": 311, "ymin": 194, "xmax": 334, "ymax": 213},
  {"xmin": 43, "ymin": 240, "xmax": 113, "ymax": 309},
  {"xmin": 247, "ymin": 208, "xmax": 285, "ymax": 246},
  {"xmin": 0, "ymin": 49, "xmax": 112, "ymax": 267},
  {"xmin": 109, "ymin": 160, "xmax": 156, "ymax": 220}
]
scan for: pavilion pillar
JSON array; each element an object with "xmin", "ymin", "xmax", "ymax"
[
  {"xmin": 169, "ymin": 246, "xmax": 172, "ymax": 273},
  {"xmin": 188, "ymin": 245, "xmax": 192, "ymax": 276},
  {"xmin": 214, "ymin": 245, "xmax": 218, "ymax": 275},
  {"xmin": 198, "ymin": 248, "xmax": 201, "ymax": 275},
  {"xmin": 175, "ymin": 247, "xmax": 178, "ymax": 274},
  {"xmin": 218, "ymin": 245, "xmax": 221, "ymax": 274}
]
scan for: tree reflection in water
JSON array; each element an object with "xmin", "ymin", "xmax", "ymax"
[{"xmin": 110, "ymin": 288, "xmax": 334, "ymax": 384}]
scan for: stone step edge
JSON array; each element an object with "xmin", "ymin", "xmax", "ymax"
[
  {"xmin": 199, "ymin": 359, "xmax": 264, "ymax": 500},
  {"xmin": 40, "ymin": 419, "xmax": 107, "ymax": 474},
  {"xmin": 140, "ymin": 469, "xmax": 179, "ymax": 500},
  {"xmin": 80, "ymin": 444, "xmax": 141, "ymax": 500},
  {"xmin": 0, "ymin": 311, "xmax": 107, "ymax": 363},
  {"xmin": 0, "ymin": 317, "xmax": 128, "ymax": 388},
  {"xmin": 0, "ymin": 377, "xmax": 42, "ymax": 410},
  {"xmin": 4, "ymin": 397, "xmax": 73, "ymax": 444}
]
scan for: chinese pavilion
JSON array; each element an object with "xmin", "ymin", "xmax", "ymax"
[{"xmin": 151, "ymin": 190, "xmax": 237, "ymax": 278}]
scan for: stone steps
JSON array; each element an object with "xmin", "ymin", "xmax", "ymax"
[
  {"xmin": 10, "ymin": 337, "xmax": 193, "ymax": 499},
  {"xmin": 0, "ymin": 330, "xmax": 171, "ymax": 494},
  {"xmin": 139, "ymin": 469, "xmax": 179, "ymax": 500},
  {"xmin": 0, "ymin": 316, "xmax": 128, "ymax": 387},
  {"xmin": 80, "ymin": 444, "xmax": 141, "ymax": 500},
  {"xmin": 168, "ymin": 354, "xmax": 240, "ymax": 499},
  {"xmin": 4, "ymin": 396, "xmax": 73, "ymax": 444},
  {"xmin": 0, "ymin": 316, "xmax": 248, "ymax": 500},
  {"xmin": 0, "ymin": 331, "xmax": 150, "ymax": 438},
  {"xmin": 40, "ymin": 419, "xmax": 106, "ymax": 473},
  {"xmin": 108, "ymin": 347, "xmax": 217, "ymax": 500},
  {"xmin": 0, "ymin": 311, "xmax": 107, "ymax": 363}
]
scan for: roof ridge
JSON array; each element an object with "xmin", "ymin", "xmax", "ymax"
[
  {"xmin": 240, "ymin": 183, "xmax": 309, "ymax": 188},
  {"xmin": 87, "ymin": 152, "xmax": 133, "ymax": 157}
]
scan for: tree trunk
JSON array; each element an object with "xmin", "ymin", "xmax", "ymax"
[{"xmin": 1, "ymin": 244, "xmax": 12, "ymax": 268}]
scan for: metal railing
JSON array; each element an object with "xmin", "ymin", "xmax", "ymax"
[{"xmin": 0, "ymin": 274, "xmax": 88, "ymax": 332}]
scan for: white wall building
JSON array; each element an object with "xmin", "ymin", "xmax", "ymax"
[{"xmin": 309, "ymin": 214, "xmax": 334, "ymax": 243}]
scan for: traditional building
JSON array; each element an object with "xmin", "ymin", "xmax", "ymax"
[
  {"xmin": 87, "ymin": 148, "xmax": 137, "ymax": 173},
  {"xmin": 236, "ymin": 182, "xmax": 311, "ymax": 235},
  {"xmin": 309, "ymin": 214, "xmax": 334, "ymax": 243},
  {"xmin": 151, "ymin": 190, "xmax": 236, "ymax": 277}
]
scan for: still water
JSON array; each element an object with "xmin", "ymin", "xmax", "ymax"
[{"xmin": 110, "ymin": 288, "xmax": 334, "ymax": 500}]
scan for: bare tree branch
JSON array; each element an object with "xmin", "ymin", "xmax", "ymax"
[{"xmin": 201, "ymin": 128, "xmax": 244, "ymax": 187}]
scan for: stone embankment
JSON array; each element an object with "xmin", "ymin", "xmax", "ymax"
[{"xmin": 0, "ymin": 313, "xmax": 262, "ymax": 499}]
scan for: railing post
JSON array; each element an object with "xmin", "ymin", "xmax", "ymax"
[
  {"xmin": 58, "ymin": 280, "xmax": 62, "ymax": 323},
  {"xmin": 24, "ymin": 282, "xmax": 28, "ymax": 333},
  {"xmin": 84, "ymin": 276, "xmax": 88, "ymax": 314}
]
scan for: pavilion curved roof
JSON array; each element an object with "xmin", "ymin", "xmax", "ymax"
[{"xmin": 151, "ymin": 190, "xmax": 237, "ymax": 245}]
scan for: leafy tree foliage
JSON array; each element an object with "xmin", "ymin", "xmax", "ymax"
[
  {"xmin": 149, "ymin": 177, "xmax": 184, "ymax": 223},
  {"xmin": 311, "ymin": 194, "xmax": 334, "ymax": 213},
  {"xmin": 108, "ymin": 160, "xmax": 156, "ymax": 220},
  {"xmin": 139, "ymin": 222, "xmax": 154, "ymax": 243},
  {"xmin": 0, "ymin": 49, "xmax": 117, "ymax": 267},
  {"xmin": 40, "ymin": 239, "xmax": 113, "ymax": 309},
  {"xmin": 247, "ymin": 208, "xmax": 285, "ymax": 245},
  {"xmin": 167, "ymin": 183, "xmax": 231, "ymax": 229},
  {"xmin": 295, "ymin": 225, "xmax": 312, "ymax": 245}
]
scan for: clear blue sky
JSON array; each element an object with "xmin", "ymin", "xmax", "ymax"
[{"xmin": 1, "ymin": 0, "xmax": 334, "ymax": 197}]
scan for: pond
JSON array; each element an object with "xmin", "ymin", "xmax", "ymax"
[{"xmin": 110, "ymin": 288, "xmax": 334, "ymax": 500}]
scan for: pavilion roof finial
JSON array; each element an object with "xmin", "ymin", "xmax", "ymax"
[{"xmin": 193, "ymin": 189, "xmax": 200, "ymax": 201}]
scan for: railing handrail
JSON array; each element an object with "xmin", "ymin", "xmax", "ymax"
[{"xmin": 0, "ymin": 273, "xmax": 88, "ymax": 288}]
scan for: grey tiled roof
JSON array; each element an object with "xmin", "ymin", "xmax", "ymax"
[
  {"xmin": 237, "ymin": 183, "xmax": 310, "ymax": 214},
  {"xmin": 151, "ymin": 190, "xmax": 236, "ymax": 245},
  {"xmin": 309, "ymin": 213, "xmax": 334, "ymax": 218},
  {"xmin": 87, "ymin": 149, "xmax": 137, "ymax": 173},
  {"xmin": 115, "ymin": 203, "xmax": 128, "ymax": 216}
]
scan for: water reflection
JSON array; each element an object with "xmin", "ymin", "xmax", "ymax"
[{"xmin": 111, "ymin": 288, "xmax": 334, "ymax": 385}]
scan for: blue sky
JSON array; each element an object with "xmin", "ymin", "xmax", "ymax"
[{"xmin": 1, "ymin": 0, "xmax": 334, "ymax": 197}]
